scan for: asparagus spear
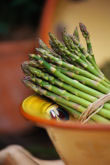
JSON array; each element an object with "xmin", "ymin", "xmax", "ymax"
[
  {"xmin": 29, "ymin": 76, "xmax": 110, "ymax": 119},
  {"xmin": 38, "ymin": 39, "xmax": 49, "ymax": 51},
  {"xmin": 49, "ymin": 32, "xmax": 103, "ymax": 77},
  {"xmin": 56, "ymin": 66, "xmax": 110, "ymax": 92},
  {"xmin": 29, "ymin": 76, "xmax": 91, "ymax": 107},
  {"xmin": 22, "ymin": 64, "xmax": 96, "ymax": 102},
  {"xmin": 22, "ymin": 64, "xmax": 110, "ymax": 111},
  {"xmin": 36, "ymin": 48, "xmax": 110, "ymax": 88},
  {"xmin": 29, "ymin": 54, "xmax": 109, "ymax": 97},
  {"xmin": 62, "ymin": 29, "xmax": 91, "ymax": 64},
  {"xmin": 72, "ymin": 26, "xmax": 109, "ymax": 81},
  {"xmin": 73, "ymin": 27, "xmax": 80, "ymax": 42},
  {"xmin": 40, "ymin": 34, "xmax": 109, "ymax": 83},
  {"xmin": 79, "ymin": 23, "xmax": 93, "ymax": 56},
  {"xmin": 62, "ymin": 28, "xmax": 73, "ymax": 52},
  {"xmin": 38, "ymin": 39, "xmax": 60, "ymax": 58},
  {"xmin": 23, "ymin": 79, "xmax": 109, "ymax": 123}
]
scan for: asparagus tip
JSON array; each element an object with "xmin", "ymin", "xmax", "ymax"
[
  {"xmin": 21, "ymin": 61, "xmax": 30, "ymax": 74},
  {"xmin": 24, "ymin": 76, "xmax": 31, "ymax": 81},
  {"xmin": 73, "ymin": 26, "xmax": 78, "ymax": 35},
  {"xmin": 48, "ymin": 32, "xmax": 55, "ymax": 40},
  {"xmin": 62, "ymin": 28, "xmax": 69, "ymax": 37},
  {"xmin": 73, "ymin": 26, "xmax": 80, "ymax": 41},
  {"xmin": 63, "ymin": 26, "xmax": 67, "ymax": 32},
  {"xmin": 29, "ymin": 54, "xmax": 36, "ymax": 59},
  {"xmin": 21, "ymin": 61, "xmax": 29, "ymax": 67},
  {"xmin": 38, "ymin": 38, "xmax": 48, "ymax": 49},
  {"xmin": 38, "ymin": 38, "xmax": 43, "ymax": 45},
  {"xmin": 48, "ymin": 32, "xmax": 52, "ymax": 37},
  {"xmin": 79, "ymin": 22, "xmax": 89, "ymax": 38},
  {"xmin": 22, "ymin": 78, "xmax": 32, "ymax": 89}
]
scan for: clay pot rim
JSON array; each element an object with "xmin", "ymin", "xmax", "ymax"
[{"xmin": 20, "ymin": 105, "xmax": 110, "ymax": 131}]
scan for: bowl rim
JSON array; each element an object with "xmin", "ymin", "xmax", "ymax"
[{"xmin": 20, "ymin": 105, "xmax": 110, "ymax": 131}]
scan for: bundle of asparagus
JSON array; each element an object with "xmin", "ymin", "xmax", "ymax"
[{"xmin": 21, "ymin": 23, "xmax": 110, "ymax": 123}]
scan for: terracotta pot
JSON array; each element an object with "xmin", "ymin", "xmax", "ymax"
[
  {"xmin": 0, "ymin": 39, "xmax": 35, "ymax": 133},
  {"xmin": 0, "ymin": 0, "xmax": 50, "ymax": 134}
]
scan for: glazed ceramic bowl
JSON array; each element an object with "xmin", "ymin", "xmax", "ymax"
[{"xmin": 21, "ymin": 95, "xmax": 110, "ymax": 165}]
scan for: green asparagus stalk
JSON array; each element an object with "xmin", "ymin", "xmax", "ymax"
[
  {"xmin": 29, "ymin": 54, "xmax": 108, "ymax": 98},
  {"xmin": 38, "ymin": 39, "xmax": 60, "ymax": 59},
  {"xmin": 29, "ymin": 76, "xmax": 110, "ymax": 119},
  {"xmin": 62, "ymin": 29, "xmax": 91, "ymax": 64},
  {"xmin": 23, "ymin": 79, "xmax": 109, "ymax": 123},
  {"xmin": 79, "ymin": 23, "xmax": 93, "ymax": 56},
  {"xmin": 22, "ymin": 64, "xmax": 110, "ymax": 111},
  {"xmin": 79, "ymin": 23, "xmax": 105, "ymax": 74},
  {"xmin": 73, "ymin": 27, "xmax": 80, "ymax": 42},
  {"xmin": 49, "ymin": 32, "xmax": 103, "ymax": 77},
  {"xmin": 38, "ymin": 39, "xmax": 49, "ymax": 51},
  {"xmin": 62, "ymin": 28, "xmax": 73, "ymax": 52},
  {"xmin": 56, "ymin": 66, "xmax": 110, "ymax": 92},
  {"xmin": 72, "ymin": 28, "xmax": 108, "ymax": 81},
  {"xmin": 22, "ymin": 64, "xmax": 96, "ymax": 102},
  {"xmin": 24, "ymin": 59, "xmax": 110, "ymax": 113},
  {"xmin": 29, "ymin": 76, "xmax": 91, "ymax": 107},
  {"xmin": 36, "ymin": 47, "xmax": 110, "ymax": 88}
]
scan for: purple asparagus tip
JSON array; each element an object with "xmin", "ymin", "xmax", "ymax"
[
  {"xmin": 79, "ymin": 22, "xmax": 89, "ymax": 38},
  {"xmin": 24, "ymin": 76, "xmax": 30, "ymax": 81}
]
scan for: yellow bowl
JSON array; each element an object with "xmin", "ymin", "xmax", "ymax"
[{"xmin": 21, "ymin": 95, "xmax": 110, "ymax": 165}]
